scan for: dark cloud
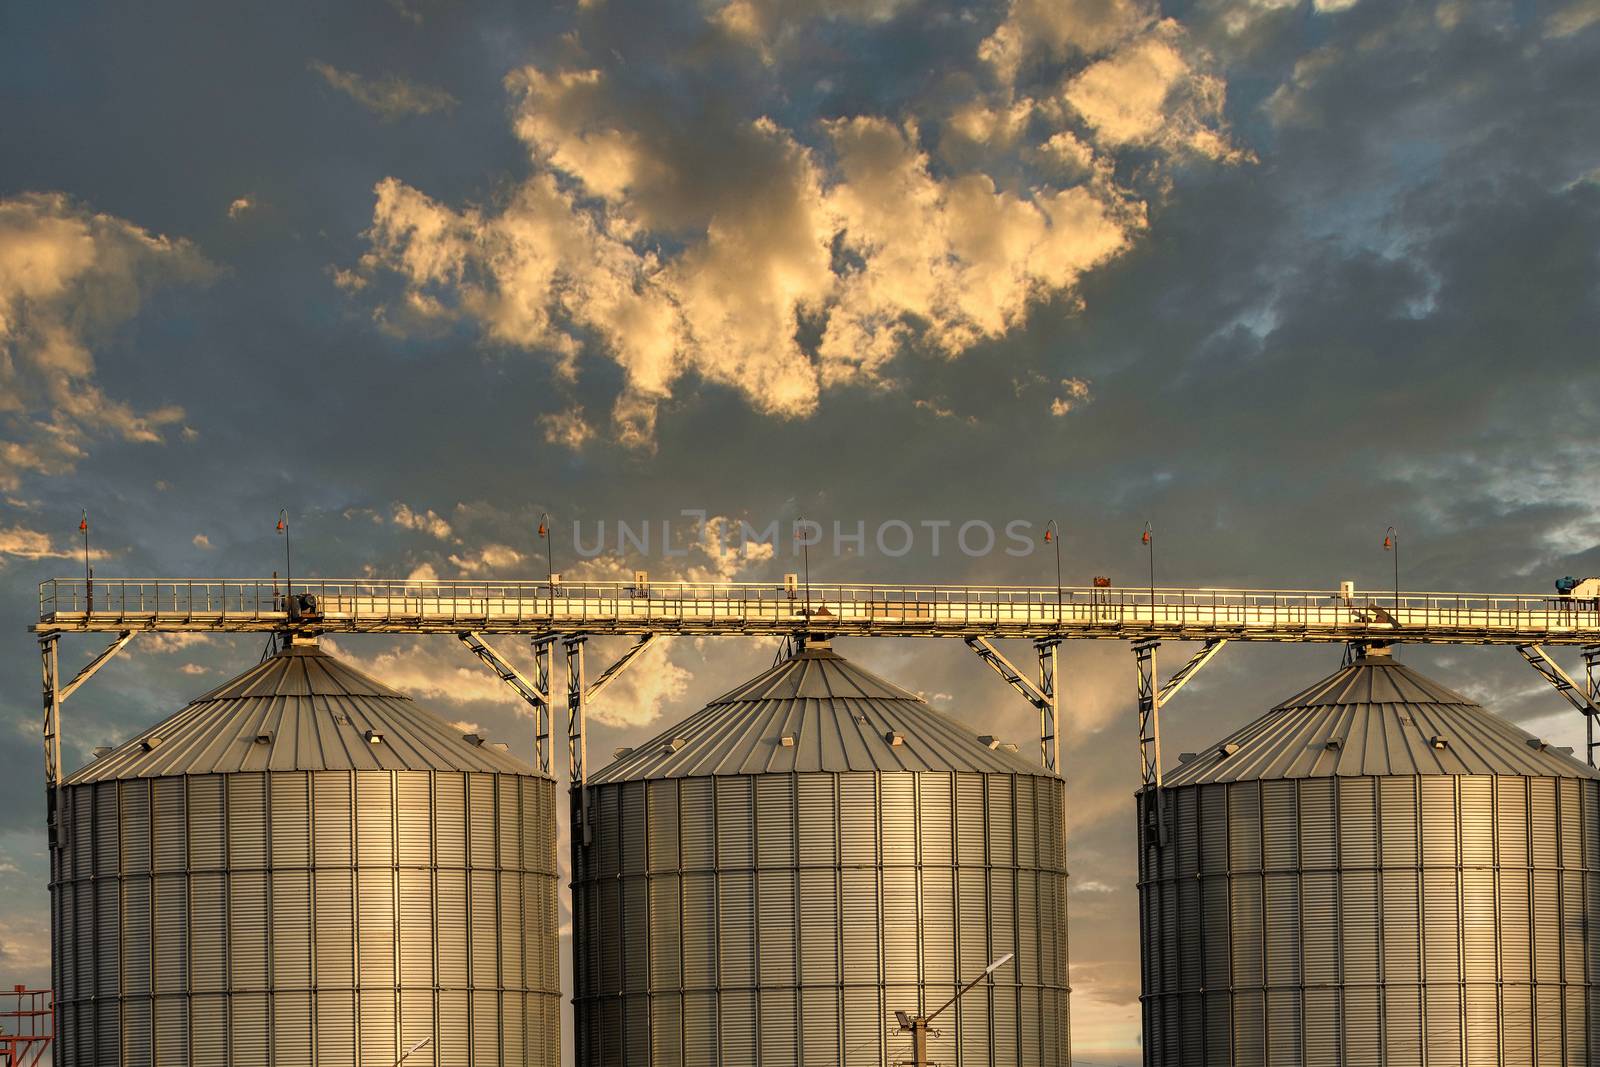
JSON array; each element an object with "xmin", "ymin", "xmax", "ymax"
[{"xmin": 2, "ymin": 0, "xmax": 1598, "ymax": 1061}]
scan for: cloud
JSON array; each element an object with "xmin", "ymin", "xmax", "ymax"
[
  {"xmin": 540, "ymin": 408, "xmax": 594, "ymax": 450},
  {"xmin": 309, "ymin": 61, "xmax": 458, "ymax": 121},
  {"xmin": 346, "ymin": 22, "xmax": 1230, "ymax": 445},
  {"xmin": 446, "ymin": 543, "xmax": 525, "ymax": 575},
  {"xmin": 178, "ymin": 663, "xmax": 208, "ymax": 675},
  {"xmin": 980, "ymin": 0, "xmax": 1154, "ymax": 83},
  {"xmin": 1547, "ymin": 0, "xmax": 1600, "ymax": 37},
  {"xmin": 142, "ymin": 632, "xmax": 212, "ymax": 653},
  {"xmin": 0, "ymin": 193, "xmax": 213, "ymax": 490},
  {"xmin": 191, "ymin": 533, "xmax": 212, "ymax": 549},
  {"xmin": 0, "ymin": 525, "xmax": 109, "ymax": 564},
  {"xmin": 227, "ymin": 197, "xmax": 254, "ymax": 219},
  {"xmin": 1050, "ymin": 376, "xmax": 1092, "ymax": 415},
  {"xmin": 391, "ymin": 502, "xmax": 453, "ymax": 540},
  {"xmin": 1062, "ymin": 21, "xmax": 1247, "ymax": 162}
]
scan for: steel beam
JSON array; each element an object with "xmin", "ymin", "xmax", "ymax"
[
  {"xmin": 1037, "ymin": 640, "xmax": 1060, "ymax": 774},
  {"xmin": 586, "ymin": 635, "xmax": 655, "ymax": 701},
  {"xmin": 457, "ymin": 632, "xmax": 553, "ymax": 775},
  {"xmin": 40, "ymin": 637, "xmax": 60, "ymax": 848},
  {"xmin": 1585, "ymin": 646, "xmax": 1600, "ymax": 769},
  {"xmin": 1158, "ymin": 639, "xmax": 1228, "ymax": 705},
  {"xmin": 1134, "ymin": 638, "xmax": 1226, "ymax": 849},
  {"xmin": 1515, "ymin": 644, "xmax": 1600, "ymax": 718},
  {"xmin": 966, "ymin": 636, "xmax": 1062, "ymax": 773},
  {"xmin": 1135, "ymin": 640, "xmax": 1166, "ymax": 846},
  {"xmin": 966, "ymin": 637, "xmax": 1051, "ymax": 710},
  {"xmin": 533, "ymin": 636, "xmax": 554, "ymax": 776},
  {"xmin": 567, "ymin": 637, "xmax": 591, "ymax": 845},
  {"xmin": 56, "ymin": 630, "xmax": 135, "ymax": 703}
]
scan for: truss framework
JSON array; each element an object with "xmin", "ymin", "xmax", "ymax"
[{"xmin": 32, "ymin": 577, "xmax": 1600, "ymax": 861}]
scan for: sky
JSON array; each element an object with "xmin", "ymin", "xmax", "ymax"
[{"xmin": 2, "ymin": 0, "xmax": 1599, "ymax": 1062}]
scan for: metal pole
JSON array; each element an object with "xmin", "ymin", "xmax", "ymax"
[
  {"xmin": 41, "ymin": 636, "xmax": 60, "ymax": 846},
  {"xmin": 911, "ymin": 1020, "xmax": 928, "ymax": 1067},
  {"xmin": 1037, "ymin": 639, "xmax": 1059, "ymax": 773},
  {"xmin": 1135, "ymin": 638, "xmax": 1166, "ymax": 846},
  {"xmin": 533, "ymin": 635, "xmax": 554, "ymax": 775},
  {"xmin": 1142, "ymin": 522, "xmax": 1154, "ymax": 626},
  {"xmin": 566, "ymin": 636, "xmax": 590, "ymax": 844},
  {"xmin": 1385, "ymin": 526, "xmax": 1398, "ymax": 609},
  {"xmin": 1586, "ymin": 646, "xmax": 1600, "ymax": 769},
  {"xmin": 539, "ymin": 513, "xmax": 554, "ymax": 614}
]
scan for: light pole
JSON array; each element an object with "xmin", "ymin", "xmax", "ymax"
[
  {"xmin": 538, "ymin": 513, "xmax": 555, "ymax": 611},
  {"xmin": 895, "ymin": 952, "xmax": 1014, "ymax": 1066},
  {"xmin": 796, "ymin": 516, "xmax": 812, "ymax": 616},
  {"xmin": 1142, "ymin": 521, "xmax": 1154, "ymax": 624},
  {"xmin": 79, "ymin": 510, "xmax": 91, "ymax": 612},
  {"xmin": 1044, "ymin": 520, "xmax": 1062, "ymax": 620},
  {"xmin": 1384, "ymin": 526, "xmax": 1398, "ymax": 607},
  {"xmin": 276, "ymin": 509, "xmax": 292, "ymax": 598}
]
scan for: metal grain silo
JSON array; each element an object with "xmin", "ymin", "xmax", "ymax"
[
  {"xmin": 1138, "ymin": 645, "xmax": 1600, "ymax": 1066},
  {"xmin": 51, "ymin": 637, "xmax": 561, "ymax": 1066},
  {"xmin": 573, "ymin": 640, "xmax": 1071, "ymax": 1067}
]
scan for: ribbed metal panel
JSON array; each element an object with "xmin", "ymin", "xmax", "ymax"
[
  {"xmin": 51, "ymin": 644, "xmax": 561, "ymax": 1066},
  {"xmin": 1140, "ymin": 651, "xmax": 1600, "ymax": 1066},
  {"xmin": 575, "ymin": 645, "xmax": 1069, "ymax": 1065},
  {"xmin": 578, "ymin": 763, "xmax": 1068, "ymax": 1063}
]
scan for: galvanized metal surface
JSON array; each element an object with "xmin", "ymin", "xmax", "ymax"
[
  {"xmin": 36, "ymin": 576, "xmax": 1600, "ymax": 644},
  {"xmin": 1140, "ymin": 655, "xmax": 1600, "ymax": 1065},
  {"xmin": 576, "ymin": 770, "xmax": 1069, "ymax": 1066},
  {"xmin": 1166, "ymin": 651, "xmax": 1600, "ymax": 785},
  {"xmin": 590, "ymin": 646, "xmax": 1043, "ymax": 782},
  {"xmin": 64, "ymin": 643, "xmax": 532, "ymax": 781},
  {"xmin": 573, "ymin": 649, "xmax": 1071, "ymax": 1066},
  {"xmin": 50, "ymin": 646, "xmax": 561, "ymax": 1066}
]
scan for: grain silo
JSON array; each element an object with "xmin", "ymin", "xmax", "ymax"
[
  {"xmin": 51, "ymin": 636, "xmax": 561, "ymax": 1066},
  {"xmin": 1138, "ymin": 645, "xmax": 1600, "ymax": 1066},
  {"xmin": 572, "ymin": 639, "xmax": 1071, "ymax": 1067}
]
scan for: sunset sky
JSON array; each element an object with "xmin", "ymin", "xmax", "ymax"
[{"xmin": 3, "ymin": 0, "xmax": 1599, "ymax": 1062}]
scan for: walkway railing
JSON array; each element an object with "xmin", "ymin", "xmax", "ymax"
[{"xmin": 35, "ymin": 577, "xmax": 1600, "ymax": 644}]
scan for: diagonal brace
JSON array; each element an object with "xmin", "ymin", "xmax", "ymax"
[
  {"xmin": 58, "ymin": 630, "xmax": 136, "ymax": 704},
  {"xmin": 587, "ymin": 635, "xmax": 655, "ymax": 700},
  {"xmin": 1159, "ymin": 639, "xmax": 1228, "ymax": 705},
  {"xmin": 458, "ymin": 632, "xmax": 548, "ymax": 705},
  {"xmin": 1515, "ymin": 644, "xmax": 1600, "ymax": 717},
  {"xmin": 966, "ymin": 636, "xmax": 1050, "ymax": 711}
]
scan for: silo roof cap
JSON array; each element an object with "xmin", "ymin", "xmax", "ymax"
[
  {"xmin": 1163, "ymin": 651, "xmax": 1600, "ymax": 786},
  {"xmin": 64, "ymin": 642, "xmax": 538, "ymax": 783},
  {"xmin": 589, "ymin": 645, "xmax": 1046, "ymax": 782}
]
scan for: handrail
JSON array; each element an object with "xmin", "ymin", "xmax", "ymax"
[{"xmin": 33, "ymin": 576, "xmax": 1600, "ymax": 644}]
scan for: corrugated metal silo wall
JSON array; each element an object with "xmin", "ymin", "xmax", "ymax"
[
  {"xmin": 52, "ymin": 770, "xmax": 561, "ymax": 1066},
  {"xmin": 572, "ymin": 770, "xmax": 1070, "ymax": 1066},
  {"xmin": 1138, "ymin": 775, "xmax": 1600, "ymax": 1065}
]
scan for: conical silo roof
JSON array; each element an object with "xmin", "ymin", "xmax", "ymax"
[
  {"xmin": 65, "ymin": 640, "xmax": 535, "ymax": 782},
  {"xmin": 589, "ymin": 642, "xmax": 1045, "ymax": 782},
  {"xmin": 1164, "ymin": 647, "xmax": 1599, "ymax": 786}
]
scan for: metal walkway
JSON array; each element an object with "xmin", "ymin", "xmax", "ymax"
[{"xmin": 33, "ymin": 576, "xmax": 1600, "ymax": 644}]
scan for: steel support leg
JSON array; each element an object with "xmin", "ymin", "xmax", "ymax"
[
  {"xmin": 1037, "ymin": 640, "xmax": 1060, "ymax": 774},
  {"xmin": 533, "ymin": 636, "xmax": 554, "ymax": 776},
  {"xmin": 566, "ymin": 637, "xmax": 590, "ymax": 845},
  {"xmin": 1586, "ymin": 646, "xmax": 1600, "ymax": 769},
  {"xmin": 1135, "ymin": 639, "xmax": 1167, "ymax": 847},
  {"xmin": 40, "ymin": 637, "xmax": 60, "ymax": 848}
]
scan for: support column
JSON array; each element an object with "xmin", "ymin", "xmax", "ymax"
[
  {"xmin": 566, "ymin": 636, "xmax": 590, "ymax": 845},
  {"xmin": 1135, "ymin": 639, "xmax": 1166, "ymax": 846},
  {"xmin": 533, "ymin": 635, "xmax": 555, "ymax": 776},
  {"xmin": 1036, "ymin": 639, "xmax": 1060, "ymax": 774},
  {"xmin": 1586, "ymin": 646, "xmax": 1600, "ymax": 769},
  {"xmin": 40, "ymin": 636, "xmax": 60, "ymax": 847}
]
